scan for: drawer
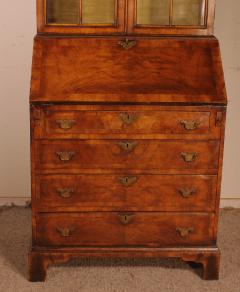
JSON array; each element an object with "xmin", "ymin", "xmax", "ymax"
[
  {"xmin": 36, "ymin": 212, "xmax": 215, "ymax": 247},
  {"xmin": 35, "ymin": 174, "xmax": 217, "ymax": 212},
  {"xmin": 35, "ymin": 140, "xmax": 220, "ymax": 174},
  {"xmin": 43, "ymin": 110, "xmax": 211, "ymax": 136}
]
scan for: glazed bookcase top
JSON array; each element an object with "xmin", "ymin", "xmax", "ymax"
[{"xmin": 37, "ymin": 0, "xmax": 216, "ymax": 35}]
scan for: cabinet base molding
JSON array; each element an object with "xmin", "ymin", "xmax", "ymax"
[{"xmin": 28, "ymin": 246, "xmax": 220, "ymax": 282}]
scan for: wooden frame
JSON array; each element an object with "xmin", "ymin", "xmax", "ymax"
[
  {"xmin": 37, "ymin": 0, "xmax": 216, "ymax": 35},
  {"xmin": 37, "ymin": 0, "xmax": 126, "ymax": 34},
  {"xmin": 127, "ymin": 0, "xmax": 216, "ymax": 35},
  {"xmin": 29, "ymin": 247, "xmax": 220, "ymax": 281},
  {"xmin": 30, "ymin": 0, "xmax": 226, "ymax": 283}
]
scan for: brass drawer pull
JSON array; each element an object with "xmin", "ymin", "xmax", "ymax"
[
  {"xmin": 118, "ymin": 141, "xmax": 138, "ymax": 152},
  {"xmin": 178, "ymin": 188, "xmax": 196, "ymax": 198},
  {"xmin": 119, "ymin": 39, "xmax": 137, "ymax": 50},
  {"xmin": 56, "ymin": 227, "xmax": 75, "ymax": 237},
  {"xmin": 57, "ymin": 188, "xmax": 74, "ymax": 198},
  {"xmin": 181, "ymin": 152, "xmax": 197, "ymax": 163},
  {"xmin": 119, "ymin": 113, "xmax": 138, "ymax": 125},
  {"xmin": 180, "ymin": 120, "xmax": 200, "ymax": 130},
  {"xmin": 56, "ymin": 151, "xmax": 75, "ymax": 161},
  {"xmin": 176, "ymin": 227, "xmax": 194, "ymax": 237},
  {"xmin": 119, "ymin": 176, "xmax": 138, "ymax": 187},
  {"xmin": 56, "ymin": 119, "xmax": 76, "ymax": 130},
  {"xmin": 118, "ymin": 213, "xmax": 134, "ymax": 225}
]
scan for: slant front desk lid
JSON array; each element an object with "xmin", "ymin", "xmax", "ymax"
[{"xmin": 30, "ymin": 36, "xmax": 227, "ymax": 105}]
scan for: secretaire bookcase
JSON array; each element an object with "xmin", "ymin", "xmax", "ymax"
[{"xmin": 29, "ymin": 0, "xmax": 227, "ymax": 281}]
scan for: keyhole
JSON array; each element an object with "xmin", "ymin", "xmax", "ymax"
[
  {"xmin": 124, "ymin": 215, "xmax": 128, "ymax": 222},
  {"xmin": 126, "ymin": 143, "xmax": 130, "ymax": 149},
  {"xmin": 125, "ymin": 177, "xmax": 129, "ymax": 184}
]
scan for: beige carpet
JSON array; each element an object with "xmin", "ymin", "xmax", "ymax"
[{"xmin": 0, "ymin": 207, "xmax": 239, "ymax": 292}]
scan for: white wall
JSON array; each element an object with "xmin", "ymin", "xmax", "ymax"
[
  {"xmin": 215, "ymin": 0, "xmax": 240, "ymax": 204},
  {"xmin": 0, "ymin": 1, "xmax": 35, "ymax": 202},
  {"xmin": 0, "ymin": 0, "xmax": 239, "ymax": 206}
]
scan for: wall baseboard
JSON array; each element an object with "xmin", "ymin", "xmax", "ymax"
[
  {"xmin": 220, "ymin": 198, "xmax": 240, "ymax": 208},
  {"xmin": 0, "ymin": 197, "xmax": 240, "ymax": 208},
  {"xmin": 0, "ymin": 197, "xmax": 31, "ymax": 207}
]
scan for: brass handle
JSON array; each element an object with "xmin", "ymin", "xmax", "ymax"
[
  {"xmin": 176, "ymin": 227, "xmax": 194, "ymax": 237},
  {"xmin": 119, "ymin": 176, "xmax": 138, "ymax": 187},
  {"xmin": 118, "ymin": 213, "xmax": 134, "ymax": 225},
  {"xmin": 56, "ymin": 119, "xmax": 75, "ymax": 130},
  {"xmin": 57, "ymin": 188, "xmax": 74, "ymax": 198},
  {"xmin": 56, "ymin": 151, "xmax": 75, "ymax": 161},
  {"xmin": 118, "ymin": 141, "xmax": 138, "ymax": 152},
  {"xmin": 181, "ymin": 152, "xmax": 197, "ymax": 163},
  {"xmin": 119, "ymin": 39, "xmax": 137, "ymax": 50},
  {"xmin": 119, "ymin": 113, "xmax": 138, "ymax": 125},
  {"xmin": 178, "ymin": 188, "xmax": 196, "ymax": 198},
  {"xmin": 56, "ymin": 227, "xmax": 75, "ymax": 237},
  {"xmin": 180, "ymin": 120, "xmax": 200, "ymax": 131}
]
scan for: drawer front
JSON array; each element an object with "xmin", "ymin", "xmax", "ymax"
[
  {"xmin": 35, "ymin": 174, "xmax": 217, "ymax": 212},
  {"xmin": 43, "ymin": 110, "xmax": 211, "ymax": 136},
  {"xmin": 36, "ymin": 212, "xmax": 215, "ymax": 247},
  {"xmin": 36, "ymin": 140, "xmax": 220, "ymax": 173}
]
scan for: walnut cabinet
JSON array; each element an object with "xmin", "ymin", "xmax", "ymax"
[{"xmin": 29, "ymin": 0, "xmax": 227, "ymax": 282}]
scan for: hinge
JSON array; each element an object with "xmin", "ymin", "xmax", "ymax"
[{"xmin": 216, "ymin": 112, "xmax": 223, "ymax": 127}]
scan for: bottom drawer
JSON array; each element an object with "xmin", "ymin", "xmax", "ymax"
[{"xmin": 36, "ymin": 212, "xmax": 215, "ymax": 247}]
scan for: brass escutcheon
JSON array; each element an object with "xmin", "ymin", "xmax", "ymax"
[
  {"xmin": 56, "ymin": 227, "xmax": 75, "ymax": 237},
  {"xmin": 56, "ymin": 119, "xmax": 76, "ymax": 130},
  {"xmin": 119, "ymin": 176, "xmax": 138, "ymax": 187},
  {"xmin": 119, "ymin": 39, "xmax": 137, "ymax": 50},
  {"xmin": 118, "ymin": 141, "xmax": 138, "ymax": 152},
  {"xmin": 176, "ymin": 227, "xmax": 194, "ymax": 237},
  {"xmin": 118, "ymin": 213, "xmax": 134, "ymax": 225},
  {"xmin": 181, "ymin": 152, "xmax": 197, "ymax": 163},
  {"xmin": 57, "ymin": 188, "xmax": 74, "ymax": 198},
  {"xmin": 119, "ymin": 112, "xmax": 138, "ymax": 125},
  {"xmin": 56, "ymin": 151, "xmax": 75, "ymax": 161},
  {"xmin": 178, "ymin": 188, "xmax": 196, "ymax": 198},
  {"xmin": 180, "ymin": 120, "xmax": 200, "ymax": 130}
]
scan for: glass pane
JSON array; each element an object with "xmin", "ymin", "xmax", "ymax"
[
  {"xmin": 172, "ymin": 0, "xmax": 205, "ymax": 26},
  {"xmin": 46, "ymin": 0, "xmax": 79, "ymax": 24},
  {"xmin": 82, "ymin": 0, "xmax": 115, "ymax": 24},
  {"xmin": 137, "ymin": 0, "xmax": 170, "ymax": 26}
]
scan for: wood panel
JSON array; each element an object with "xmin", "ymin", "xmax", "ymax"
[
  {"xmin": 31, "ymin": 104, "xmax": 223, "ymax": 140},
  {"xmin": 35, "ymin": 174, "xmax": 217, "ymax": 212},
  {"xmin": 36, "ymin": 212, "xmax": 215, "ymax": 247},
  {"xmin": 43, "ymin": 110, "xmax": 211, "ymax": 135},
  {"xmin": 35, "ymin": 140, "xmax": 220, "ymax": 173},
  {"xmin": 30, "ymin": 36, "xmax": 227, "ymax": 105}
]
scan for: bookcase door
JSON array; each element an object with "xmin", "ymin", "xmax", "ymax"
[
  {"xmin": 37, "ymin": 0, "xmax": 126, "ymax": 34},
  {"xmin": 127, "ymin": 0, "xmax": 215, "ymax": 35}
]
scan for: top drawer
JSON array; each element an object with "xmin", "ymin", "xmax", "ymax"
[{"xmin": 32, "ymin": 106, "xmax": 222, "ymax": 139}]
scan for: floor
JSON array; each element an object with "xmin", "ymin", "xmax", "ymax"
[{"xmin": 0, "ymin": 207, "xmax": 239, "ymax": 292}]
